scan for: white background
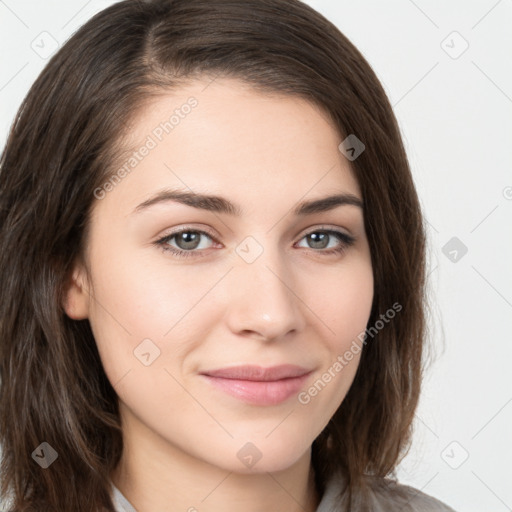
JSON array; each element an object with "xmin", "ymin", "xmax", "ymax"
[{"xmin": 1, "ymin": 1, "xmax": 511, "ymax": 511}]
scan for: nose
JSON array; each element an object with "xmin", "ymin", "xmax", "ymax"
[{"xmin": 224, "ymin": 242, "xmax": 306, "ymax": 342}]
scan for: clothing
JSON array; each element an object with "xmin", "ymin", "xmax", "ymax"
[{"xmin": 111, "ymin": 470, "xmax": 457, "ymax": 512}]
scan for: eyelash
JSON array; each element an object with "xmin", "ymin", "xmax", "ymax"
[{"xmin": 154, "ymin": 226, "xmax": 356, "ymax": 260}]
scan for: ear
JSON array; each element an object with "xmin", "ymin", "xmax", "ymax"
[{"xmin": 61, "ymin": 261, "xmax": 90, "ymax": 320}]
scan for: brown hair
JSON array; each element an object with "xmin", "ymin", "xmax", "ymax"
[{"xmin": 0, "ymin": 0, "xmax": 427, "ymax": 510}]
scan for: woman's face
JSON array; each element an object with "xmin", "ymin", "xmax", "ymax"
[{"xmin": 64, "ymin": 77, "xmax": 373, "ymax": 474}]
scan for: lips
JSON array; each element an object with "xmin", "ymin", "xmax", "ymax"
[
  {"xmin": 201, "ymin": 364, "xmax": 311, "ymax": 381},
  {"xmin": 200, "ymin": 364, "xmax": 313, "ymax": 405}
]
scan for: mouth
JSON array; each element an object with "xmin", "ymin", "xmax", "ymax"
[{"xmin": 199, "ymin": 364, "xmax": 313, "ymax": 406}]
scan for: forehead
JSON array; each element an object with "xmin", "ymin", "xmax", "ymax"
[{"xmin": 96, "ymin": 77, "xmax": 362, "ymax": 217}]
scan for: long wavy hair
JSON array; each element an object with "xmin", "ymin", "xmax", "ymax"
[{"xmin": 0, "ymin": 0, "xmax": 428, "ymax": 510}]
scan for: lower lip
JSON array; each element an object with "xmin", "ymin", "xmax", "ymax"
[{"xmin": 201, "ymin": 373, "xmax": 312, "ymax": 406}]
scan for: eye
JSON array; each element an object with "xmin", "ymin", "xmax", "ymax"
[
  {"xmin": 155, "ymin": 228, "xmax": 217, "ymax": 259},
  {"xmin": 295, "ymin": 229, "xmax": 355, "ymax": 256},
  {"xmin": 154, "ymin": 226, "xmax": 356, "ymax": 259}
]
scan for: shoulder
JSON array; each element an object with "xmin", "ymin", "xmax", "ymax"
[
  {"xmin": 363, "ymin": 475, "xmax": 457, "ymax": 512},
  {"xmin": 318, "ymin": 471, "xmax": 457, "ymax": 512}
]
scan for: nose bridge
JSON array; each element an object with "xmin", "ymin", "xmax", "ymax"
[{"xmin": 225, "ymin": 234, "xmax": 305, "ymax": 340}]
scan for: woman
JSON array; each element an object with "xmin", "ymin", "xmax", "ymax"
[{"xmin": 0, "ymin": 0, "xmax": 456, "ymax": 510}]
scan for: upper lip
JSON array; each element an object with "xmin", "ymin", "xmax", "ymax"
[{"xmin": 200, "ymin": 364, "xmax": 312, "ymax": 381}]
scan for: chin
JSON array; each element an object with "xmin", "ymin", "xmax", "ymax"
[{"xmin": 207, "ymin": 435, "xmax": 312, "ymax": 475}]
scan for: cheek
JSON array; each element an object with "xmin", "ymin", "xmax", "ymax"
[
  {"xmin": 312, "ymin": 258, "xmax": 374, "ymax": 351},
  {"xmin": 296, "ymin": 263, "xmax": 372, "ymax": 430},
  {"xmin": 85, "ymin": 247, "xmax": 220, "ymax": 380}
]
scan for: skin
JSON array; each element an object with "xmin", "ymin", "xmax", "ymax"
[{"xmin": 63, "ymin": 77, "xmax": 374, "ymax": 512}]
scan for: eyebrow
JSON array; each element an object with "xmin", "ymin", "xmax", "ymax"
[{"xmin": 132, "ymin": 188, "xmax": 363, "ymax": 216}]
